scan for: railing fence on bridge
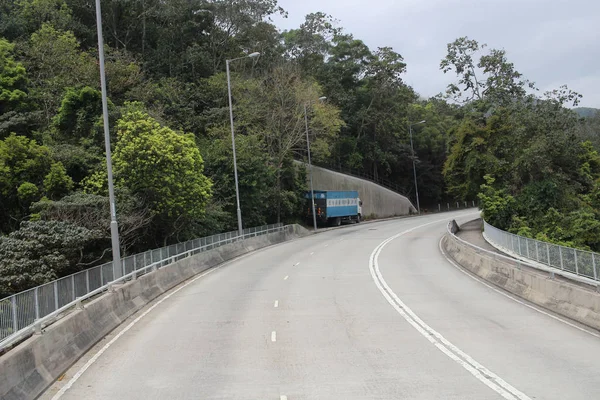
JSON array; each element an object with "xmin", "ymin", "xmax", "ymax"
[
  {"xmin": 484, "ymin": 220, "xmax": 599, "ymax": 282},
  {"xmin": 0, "ymin": 223, "xmax": 283, "ymax": 351}
]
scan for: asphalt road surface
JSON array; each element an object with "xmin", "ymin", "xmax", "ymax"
[{"xmin": 42, "ymin": 210, "xmax": 600, "ymax": 400}]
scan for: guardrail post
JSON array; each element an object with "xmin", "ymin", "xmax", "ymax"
[
  {"xmin": 574, "ymin": 250, "xmax": 579, "ymax": 275},
  {"xmin": 472, "ymin": 200, "xmax": 475, "ymax": 207},
  {"xmin": 559, "ymin": 247, "xmax": 564, "ymax": 270},
  {"xmin": 34, "ymin": 287, "xmax": 39, "ymax": 321},
  {"xmin": 456, "ymin": 202, "xmax": 459, "ymax": 209},
  {"xmin": 71, "ymin": 275, "xmax": 76, "ymax": 301},
  {"xmin": 438, "ymin": 204, "xmax": 441, "ymax": 212},
  {"xmin": 447, "ymin": 203, "xmax": 449, "ymax": 211},
  {"xmin": 53, "ymin": 281, "xmax": 59, "ymax": 310},
  {"xmin": 11, "ymin": 296, "xmax": 18, "ymax": 333},
  {"xmin": 535, "ymin": 241, "xmax": 539, "ymax": 261},
  {"xmin": 86, "ymin": 270, "xmax": 90, "ymax": 294},
  {"xmin": 100, "ymin": 265, "xmax": 104, "ymax": 286},
  {"xmin": 593, "ymin": 253, "xmax": 598, "ymax": 281},
  {"xmin": 526, "ymin": 239, "xmax": 530, "ymax": 258},
  {"xmin": 133, "ymin": 254, "xmax": 137, "ymax": 280},
  {"xmin": 517, "ymin": 236, "xmax": 521, "ymax": 256},
  {"xmin": 546, "ymin": 243, "xmax": 551, "ymax": 266}
]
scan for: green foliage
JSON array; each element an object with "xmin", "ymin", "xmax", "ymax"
[
  {"xmin": 478, "ymin": 175, "xmax": 515, "ymax": 228},
  {"xmin": 114, "ymin": 108, "xmax": 212, "ymax": 219},
  {"xmin": 0, "ymin": 220, "xmax": 101, "ymax": 296},
  {"xmin": 202, "ymin": 134, "xmax": 274, "ymax": 228},
  {"xmin": 51, "ymin": 143, "xmax": 102, "ymax": 185},
  {"xmin": 440, "ymin": 36, "xmax": 532, "ymax": 105},
  {"xmin": 2, "ymin": 1, "xmax": 600, "ymax": 294},
  {"xmin": 0, "ymin": 133, "xmax": 53, "ymax": 232},
  {"xmin": 84, "ymin": 107, "xmax": 213, "ymax": 244},
  {"xmin": 16, "ymin": 0, "xmax": 73, "ymax": 33},
  {"xmin": 44, "ymin": 161, "xmax": 73, "ymax": 199},
  {"xmin": 0, "ymin": 38, "xmax": 28, "ymax": 117},
  {"xmin": 24, "ymin": 23, "xmax": 97, "ymax": 125},
  {"xmin": 17, "ymin": 181, "xmax": 39, "ymax": 202}
]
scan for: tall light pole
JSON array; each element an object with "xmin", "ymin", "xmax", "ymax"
[
  {"xmin": 226, "ymin": 52, "xmax": 260, "ymax": 237},
  {"xmin": 95, "ymin": 0, "xmax": 121, "ymax": 278},
  {"xmin": 409, "ymin": 120, "xmax": 426, "ymax": 215},
  {"xmin": 304, "ymin": 96, "xmax": 327, "ymax": 231}
]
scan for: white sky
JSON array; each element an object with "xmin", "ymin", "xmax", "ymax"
[{"xmin": 273, "ymin": 0, "xmax": 600, "ymax": 108}]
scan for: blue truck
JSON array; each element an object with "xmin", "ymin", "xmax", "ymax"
[{"xmin": 305, "ymin": 190, "xmax": 363, "ymax": 226}]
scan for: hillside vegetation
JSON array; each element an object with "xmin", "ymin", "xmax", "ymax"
[{"xmin": 1, "ymin": 0, "xmax": 600, "ymax": 296}]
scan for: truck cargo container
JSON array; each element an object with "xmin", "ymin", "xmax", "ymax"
[{"xmin": 305, "ymin": 190, "xmax": 362, "ymax": 226}]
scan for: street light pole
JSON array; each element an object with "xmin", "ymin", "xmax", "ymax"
[
  {"xmin": 304, "ymin": 97, "xmax": 327, "ymax": 231},
  {"xmin": 226, "ymin": 52, "xmax": 260, "ymax": 237},
  {"xmin": 409, "ymin": 120, "xmax": 426, "ymax": 215},
  {"xmin": 95, "ymin": 0, "xmax": 121, "ymax": 278}
]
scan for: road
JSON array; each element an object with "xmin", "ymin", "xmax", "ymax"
[{"xmin": 42, "ymin": 210, "xmax": 600, "ymax": 400}]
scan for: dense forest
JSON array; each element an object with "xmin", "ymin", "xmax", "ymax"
[{"xmin": 1, "ymin": 0, "xmax": 599, "ymax": 296}]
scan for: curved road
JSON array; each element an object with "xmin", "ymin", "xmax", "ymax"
[{"xmin": 42, "ymin": 211, "xmax": 600, "ymax": 400}]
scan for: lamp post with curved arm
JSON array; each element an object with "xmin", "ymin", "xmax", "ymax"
[
  {"xmin": 409, "ymin": 120, "xmax": 426, "ymax": 215},
  {"xmin": 305, "ymin": 96, "xmax": 327, "ymax": 231}
]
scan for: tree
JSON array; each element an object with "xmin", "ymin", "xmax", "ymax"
[
  {"xmin": 31, "ymin": 190, "xmax": 153, "ymax": 255},
  {"xmin": 43, "ymin": 161, "xmax": 73, "ymax": 199},
  {"xmin": 0, "ymin": 38, "xmax": 28, "ymax": 117},
  {"xmin": 53, "ymin": 86, "xmax": 104, "ymax": 145},
  {"xmin": 478, "ymin": 175, "xmax": 515, "ymax": 229},
  {"xmin": 0, "ymin": 220, "xmax": 101, "ymax": 296},
  {"xmin": 201, "ymin": 134, "xmax": 274, "ymax": 228},
  {"xmin": 203, "ymin": 64, "xmax": 342, "ymax": 222},
  {"xmin": 440, "ymin": 36, "xmax": 533, "ymax": 105},
  {"xmin": 0, "ymin": 133, "xmax": 72, "ymax": 233},
  {"xmin": 85, "ymin": 106, "xmax": 213, "ymax": 245},
  {"xmin": 24, "ymin": 23, "xmax": 97, "ymax": 125},
  {"xmin": 16, "ymin": 0, "xmax": 73, "ymax": 34}
]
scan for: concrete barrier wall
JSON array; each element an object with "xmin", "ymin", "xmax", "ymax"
[
  {"xmin": 442, "ymin": 231, "xmax": 600, "ymax": 331},
  {"xmin": 295, "ymin": 161, "xmax": 416, "ymax": 218},
  {"xmin": 0, "ymin": 226, "xmax": 309, "ymax": 400}
]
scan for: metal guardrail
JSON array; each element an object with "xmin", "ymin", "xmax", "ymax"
[
  {"xmin": 483, "ymin": 221, "xmax": 599, "ymax": 282},
  {"xmin": 0, "ymin": 223, "xmax": 283, "ymax": 351}
]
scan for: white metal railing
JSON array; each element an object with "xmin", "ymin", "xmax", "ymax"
[
  {"xmin": 0, "ymin": 223, "xmax": 284, "ymax": 351},
  {"xmin": 483, "ymin": 221, "xmax": 599, "ymax": 282}
]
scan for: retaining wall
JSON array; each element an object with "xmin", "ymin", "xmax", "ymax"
[
  {"xmin": 442, "ymin": 226, "xmax": 600, "ymax": 332},
  {"xmin": 295, "ymin": 161, "xmax": 416, "ymax": 218},
  {"xmin": 0, "ymin": 226, "xmax": 309, "ymax": 400}
]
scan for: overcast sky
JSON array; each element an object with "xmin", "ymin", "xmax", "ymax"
[{"xmin": 272, "ymin": 0, "xmax": 600, "ymax": 108}]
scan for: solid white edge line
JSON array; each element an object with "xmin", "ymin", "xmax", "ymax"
[
  {"xmin": 274, "ymin": 300, "xmax": 279, "ymax": 308},
  {"xmin": 271, "ymin": 331, "xmax": 277, "ymax": 342},
  {"xmin": 369, "ymin": 215, "xmax": 531, "ymax": 400},
  {"xmin": 438, "ymin": 237, "xmax": 600, "ymax": 339},
  {"xmin": 50, "ymin": 264, "xmax": 225, "ymax": 400}
]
